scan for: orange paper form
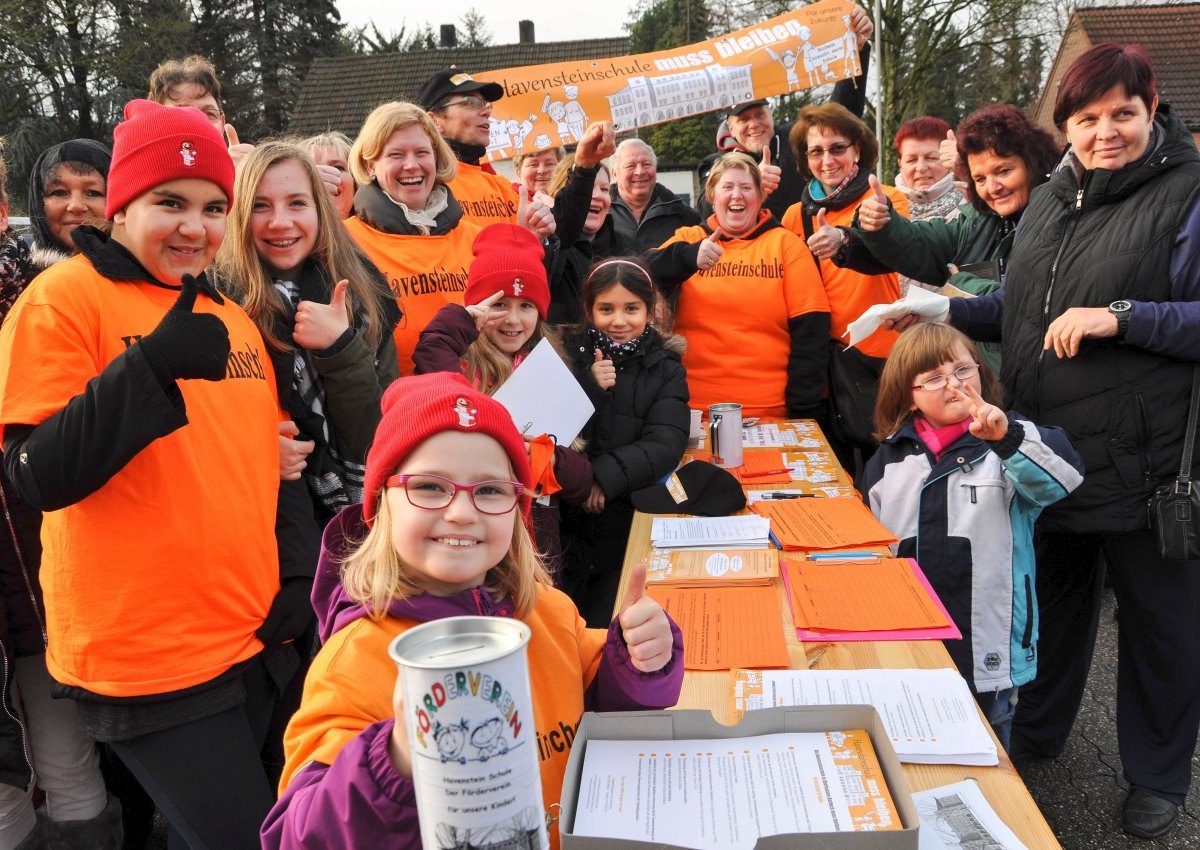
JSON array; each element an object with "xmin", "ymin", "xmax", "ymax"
[
  {"xmin": 782, "ymin": 557, "xmax": 951, "ymax": 631},
  {"xmin": 646, "ymin": 586, "xmax": 790, "ymax": 670},
  {"xmin": 751, "ymin": 496, "xmax": 899, "ymax": 549},
  {"xmin": 688, "ymin": 451, "xmax": 794, "ymax": 484}
]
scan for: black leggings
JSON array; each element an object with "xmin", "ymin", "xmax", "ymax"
[{"xmin": 108, "ymin": 660, "xmax": 278, "ymax": 849}]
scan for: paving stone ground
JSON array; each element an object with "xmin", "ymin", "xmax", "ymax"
[{"xmin": 1015, "ymin": 589, "xmax": 1200, "ymax": 849}]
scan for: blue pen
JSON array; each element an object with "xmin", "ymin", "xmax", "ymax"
[{"xmin": 808, "ymin": 551, "xmax": 878, "ymax": 561}]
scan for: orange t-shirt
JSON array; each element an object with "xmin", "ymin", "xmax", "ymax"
[
  {"xmin": 345, "ymin": 216, "xmax": 481, "ymax": 374},
  {"xmin": 281, "ymin": 586, "xmax": 606, "ymax": 850},
  {"xmin": 0, "ymin": 255, "xmax": 280, "ymax": 697},
  {"xmin": 450, "ymin": 162, "xmax": 519, "ymax": 227},
  {"xmin": 660, "ymin": 220, "xmax": 830, "ymax": 419},
  {"xmin": 781, "ymin": 184, "xmax": 910, "ymax": 359}
]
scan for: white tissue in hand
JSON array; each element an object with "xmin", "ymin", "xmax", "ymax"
[{"xmin": 843, "ymin": 286, "xmax": 951, "ymax": 348}]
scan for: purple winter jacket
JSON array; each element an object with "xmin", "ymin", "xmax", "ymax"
[{"xmin": 260, "ymin": 504, "xmax": 684, "ymax": 849}]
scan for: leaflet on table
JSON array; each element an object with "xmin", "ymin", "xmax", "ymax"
[
  {"xmin": 730, "ymin": 668, "xmax": 998, "ymax": 766},
  {"xmin": 914, "ymin": 779, "xmax": 1028, "ymax": 850},
  {"xmin": 571, "ymin": 730, "xmax": 901, "ymax": 848},
  {"xmin": 646, "ymin": 585, "xmax": 790, "ymax": 670},
  {"xmin": 783, "ymin": 557, "xmax": 950, "ymax": 631},
  {"xmin": 492, "ymin": 337, "xmax": 594, "ymax": 446},
  {"xmin": 751, "ymin": 496, "xmax": 898, "ymax": 550},
  {"xmin": 649, "ymin": 516, "xmax": 771, "ymax": 550},
  {"xmin": 742, "ymin": 423, "xmax": 800, "ymax": 447},
  {"xmin": 645, "ymin": 548, "xmax": 778, "ymax": 586}
]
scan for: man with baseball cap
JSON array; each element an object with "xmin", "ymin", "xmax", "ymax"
[
  {"xmin": 416, "ymin": 68, "xmax": 522, "ymax": 228},
  {"xmin": 695, "ymin": 5, "xmax": 874, "ymax": 222}
]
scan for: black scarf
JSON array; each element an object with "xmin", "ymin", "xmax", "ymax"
[
  {"xmin": 800, "ymin": 163, "xmax": 873, "ymax": 213},
  {"xmin": 352, "ymin": 182, "xmax": 464, "ymax": 237},
  {"xmin": 588, "ymin": 325, "xmax": 647, "ymax": 364},
  {"xmin": 446, "ymin": 136, "xmax": 487, "ymax": 165}
]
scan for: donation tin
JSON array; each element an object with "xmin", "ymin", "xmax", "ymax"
[{"xmin": 389, "ymin": 616, "xmax": 548, "ymax": 850}]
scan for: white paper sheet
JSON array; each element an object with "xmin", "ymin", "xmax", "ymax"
[
  {"xmin": 572, "ymin": 732, "xmax": 897, "ymax": 849},
  {"xmin": 736, "ymin": 669, "xmax": 998, "ymax": 765},
  {"xmin": 650, "ymin": 516, "xmax": 771, "ymax": 550},
  {"xmin": 491, "ymin": 338, "xmax": 594, "ymax": 446},
  {"xmin": 742, "ymin": 424, "xmax": 799, "ymax": 448},
  {"xmin": 844, "ymin": 287, "xmax": 951, "ymax": 348},
  {"xmin": 914, "ymin": 779, "xmax": 1029, "ymax": 850}
]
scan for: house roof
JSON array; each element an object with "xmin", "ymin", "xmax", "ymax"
[
  {"xmin": 1038, "ymin": 3, "xmax": 1200, "ymax": 130},
  {"xmin": 290, "ymin": 38, "xmax": 630, "ymax": 137}
]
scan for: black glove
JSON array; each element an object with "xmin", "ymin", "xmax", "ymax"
[
  {"xmin": 139, "ymin": 274, "xmax": 230, "ymax": 383},
  {"xmin": 256, "ymin": 578, "xmax": 316, "ymax": 646}
]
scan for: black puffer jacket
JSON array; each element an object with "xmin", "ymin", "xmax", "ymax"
[{"xmin": 559, "ymin": 326, "xmax": 689, "ymax": 580}]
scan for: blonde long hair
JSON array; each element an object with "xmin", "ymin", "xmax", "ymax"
[
  {"xmin": 461, "ymin": 321, "xmax": 562, "ymax": 394},
  {"xmin": 341, "ymin": 483, "xmax": 552, "ymax": 619},
  {"xmin": 217, "ymin": 141, "xmax": 385, "ymax": 352}
]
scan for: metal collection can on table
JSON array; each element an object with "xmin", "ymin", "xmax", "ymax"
[{"xmin": 389, "ymin": 616, "xmax": 548, "ymax": 850}]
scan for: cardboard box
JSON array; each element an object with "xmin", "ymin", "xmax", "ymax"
[{"xmin": 559, "ymin": 706, "xmax": 919, "ymax": 849}]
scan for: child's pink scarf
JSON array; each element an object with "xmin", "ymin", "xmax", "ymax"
[{"xmin": 913, "ymin": 416, "xmax": 973, "ymax": 461}]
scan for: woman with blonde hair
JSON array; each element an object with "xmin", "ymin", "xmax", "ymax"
[
  {"xmin": 343, "ymin": 102, "xmax": 481, "ymax": 373},
  {"xmin": 647, "ymin": 152, "xmax": 830, "ymax": 421}
]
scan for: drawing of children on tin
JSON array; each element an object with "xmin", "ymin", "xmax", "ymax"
[
  {"xmin": 433, "ymin": 719, "xmax": 470, "ymax": 763},
  {"xmin": 470, "ymin": 717, "xmax": 509, "ymax": 761},
  {"xmin": 435, "ymin": 808, "xmax": 543, "ymax": 850}
]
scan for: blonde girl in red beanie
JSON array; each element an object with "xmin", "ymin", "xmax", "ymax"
[
  {"xmin": 413, "ymin": 223, "xmax": 593, "ymax": 577},
  {"xmin": 0, "ymin": 99, "xmax": 308, "ymax": 847},
  {"xmin": 264, "ymin": 372, "xmax": 682, "ymax": 849}
]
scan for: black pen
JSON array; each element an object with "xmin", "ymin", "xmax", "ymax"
[{"xmin": 757, "ymin": 492, "xmax": 816, "ymax": 500}]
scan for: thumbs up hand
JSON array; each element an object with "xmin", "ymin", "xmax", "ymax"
[
  {"xmin": 855, "ymin": 174, "xmax": 891, "ymax": 233},
  {"xmin": 759, "ymin": 145, "xmax": 782, "ymax": 196},
  {"xmin": 617, "ymin": 563, "xmax": 674, "ymax": 673},
  {"xmin": 806, "ymin": 207, "xmax": 846, "ymax": 259},
  {"xmin": 696, "ymin": 227, "xmax": 725, "ymax": 270},
  {"xmin": 294, "ymin": 279, "xmax": 352, "ymax": 351},
  {"xmin": 518, "ymin": 186, "xmax": 556, "ymax": 238},
  {"xmin": 139, "ymin": 273, "xmax": 231, "ymax": 382},
  {"xmin": 591, "ymin": 348, "xmax": 616, "ymax": 389},
  {"xmin": 939, "ymin": 129, "xmax": 960, "ymax": 173}
]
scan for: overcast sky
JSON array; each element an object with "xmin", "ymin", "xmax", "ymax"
[{"xmin": 336, "ymin": 1, "xmax": 636, "ymax": 47}]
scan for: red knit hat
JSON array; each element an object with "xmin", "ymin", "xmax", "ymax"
[
  {"xmin": 106, "ymin": 99, "xmax": 235, "ymax": 218},
  {"xmin": 465, "ymin": 224, "xmax": 550, "ymax": 319},
  {"xmin": 362, "ymin": 373, "xmax": 531, "ymax": 525}
]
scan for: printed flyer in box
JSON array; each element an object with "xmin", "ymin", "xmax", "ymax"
[{"xmin": 571, "ymin": 730, "xmax": 900, "ymax": 848}]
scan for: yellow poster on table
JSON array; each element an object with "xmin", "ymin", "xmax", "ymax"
[{"xmin": 475, "ymin": 0, "xmax": 861, "ymax": 161}]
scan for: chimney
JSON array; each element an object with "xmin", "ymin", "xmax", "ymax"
[
  {"xmin": 440, "ymin": 24, "xmax": 457, "ymax": 48},
  {"xmin": 519, "ymin": 20, "xmax": 535, "ymax": 45}
]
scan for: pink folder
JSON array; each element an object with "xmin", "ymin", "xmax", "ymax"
[{"xmin": 783, "ymin": 557, "xmax": 963, "ymax": 643}]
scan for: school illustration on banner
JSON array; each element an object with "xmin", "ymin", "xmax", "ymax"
[{"xmin": 476, "ymin": 0, "xmax": 861, "ymax": 162}]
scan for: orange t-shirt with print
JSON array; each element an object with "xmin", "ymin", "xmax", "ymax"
[
  {"xmin": 781, "ymin": 184, "xmax": 910, "ymax": 359},
  {"xmin": 280, "ymin": 586, "xmax": 606, "ymax": 850},
  {"xmin": 0, "ymin": 255, "xmax": 280, "ymax": 697},
  {"xmin": 345, "ymin": 216, "xmax": 481, "ymax": 374},
  {"xmin": 450, "ymin": 162, "xmax": 519, "ymax": 227},
  {"xmin": 659, "ymin": 217, "xmax": 830, "ymax": 419}
]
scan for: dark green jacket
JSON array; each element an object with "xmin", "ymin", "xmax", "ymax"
[{"xmin": 837, "ymin": 203, "xmax": 1014, "ymax": 372}]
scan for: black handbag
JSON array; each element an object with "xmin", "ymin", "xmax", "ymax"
[
  {"xmin": 828, "ymin": 339, "xmax": 884, "ymax": 448},
  {"xmin": 1148, "ymin": 365, "xmax": 1200, "ymax": 561}
]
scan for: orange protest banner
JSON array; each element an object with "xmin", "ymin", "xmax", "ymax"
[{"xmin": 475, "ymin": 0, "xmax": 862, "ymax": 161}]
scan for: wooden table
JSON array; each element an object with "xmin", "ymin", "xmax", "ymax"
[{"xmin": 614, "ymin": 422, "xmax": 1061, "ymax": 849}]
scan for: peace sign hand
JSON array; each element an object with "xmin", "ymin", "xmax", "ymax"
[
  {"xmin": 950, "ymin": 382, "xmax": 1008, "ymax": 441},
  {"xmin": 465, "ymin": 290, "xmax": 505, "ymax": 331}
]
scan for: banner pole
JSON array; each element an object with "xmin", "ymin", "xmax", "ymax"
[{"xmin": 874, "ymin": 0, "xmax": 883, "ymax": 180}]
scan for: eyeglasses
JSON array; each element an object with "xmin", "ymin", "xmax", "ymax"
[
  {"xmin": 806, "ymin": 143, "xmax": 853, "ymax": 159},
  {"xmin": 438, "ymin": 95, "xmax": 488, "ymax": 112},
  {"xmin": 385, "ymin": 473, "xmax": 524, "ymax": 515},
  {"xmin": 912, "ymin": 363, "xmax": 980, "ymax": 392}
]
